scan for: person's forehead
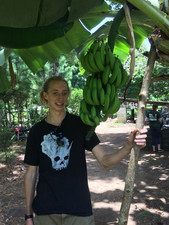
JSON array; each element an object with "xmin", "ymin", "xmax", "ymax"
[{"xmin": 49, "ymin": 81, "xmax": 68, "ymax": 89}]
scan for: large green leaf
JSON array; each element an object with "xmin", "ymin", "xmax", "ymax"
[
  {"xmin": 0, "ymin": 0, "xmax": 104, "ymax": 49},
  {"xmin": 15, "ymin": 7, "xmax": 154, "ymax": 72},
  {"xmin": 0, "ymin": 0, "xmax": 69, "ymax": 27},
  {"xmin": 1, "ymin": 0, "xmax": 157, "ymax": 73},
  {"xmin": 0, "ymin": 13, "xmax": 73, "ymax": 49},
  {"xmin": 68, "ymin": 0, "xmax": 103, "ymax": 22},
  {"xmin": 15, "ymin": 20, "xmax": 90, "ymax": 73},
  {"xmin": 80, "ymin": 1, "xmax": 111, "ymax": 30}
]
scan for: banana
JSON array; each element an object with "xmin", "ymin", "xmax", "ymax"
[
  {"xmin": 80, "ymin": 52, "xmax": 88, "ymax": 71},
  {"xmin": 103, "ymin": 94, "xmax": 110, "ymax": 113},
  {"xmin": 92, "ymin": 78, "xmax": 97, "ymax": 89},
  {"xmin": 97, "ymin": 77, "xmax": 102, "ymax": 91},
  {"xmin": 110, "ymin": 84, "xmax": 116, "ymax": 101},
  {"xmin": 109, "ymin": 59, "xmax": 119, "ymax": 84},
  {"xmin": 80, "ymin": 111, "xmax": 86, "ymax": 124},
  {"xmin": 85, "ymin": 86, "xmax": 94, "ymax": 105},
  {"xmin": 113, "ymin": 97, "xmax": 120, "ymax": 113},
  {"xmin": 93, "ymin": 116, "xmax": 100, "ymax": 126},
  {"xmin": 109, "ymin": 49, "xmax": 116, "ymax": 70},
  {"xmin": 87, "ymin": 52, "xmax": 100, "ymax": 73},
  {"xmin": 114, "ymin": 64, "xmax": 122, "ymax": 88},
  {"xmin": 88, "ymin": 76, "xmax": 94, "ymax": 89},
  {"xmin": 106, "ymin": 83, "xmax": 111, "ymax": 96},
  {"xmin": 84, "ymin": 53, "xmax": 96, "ymax": 73},
  {"xmin": 107, "ymin": 94, "xmax": 120, "ymax": 114},
  {"xmin": 80, "ymin": 99, "xmax": 89, "ymax": 114},
  {"xmin": 100, "ymin": 41, "xmax": 106, "ymax": 66},
  {"xmin": 86, "ymin": 75, "xmax": 92, "ymax": 87},
  {"xmin": 94, "ymin": 51, "xmax": 105, "ymax": 71},
  {"xmin": 99, "ymin": 87, "xmax": 105, "ymax": 105},
  {"xmin": 84, "ymin": 113, "xmax": 95, "ymax": 126},
  {"xmin": 92, "ymin": 87, "xmax": 100, "ymax": 105},
  {"xmin": 102, "ymin": 64, "xmax": 111, "ymax": 85},
  {"xmin": 91, "ymin": 105, "xmax": 97, "ymax": 119},
  {"xmin": 91, "ymin": 41, "xmax": 99, "ymax": 55},
  {"xmin": 116, "ymin": 68, "xmax": 128, "ymax": 88}
]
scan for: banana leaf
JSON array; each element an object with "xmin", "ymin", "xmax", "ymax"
[{"xmin": 0, "ymin": 0, "xmax": 160, "ymax": 73}]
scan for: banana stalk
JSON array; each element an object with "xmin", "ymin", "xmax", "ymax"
[{"xmin": 108, "ymin": 7, "xmax": 125, "ymax": 52}]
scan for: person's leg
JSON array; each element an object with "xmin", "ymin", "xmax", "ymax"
[
  {"xmin": 156, "ymin": 127, "xmax": 164, "ymax": 152},
  {"xmin": 150, "ymin": 127, "xmax": 156, "ymax": 152},
  {"xmin": 63, "ymin": 214, "xmax": 95, "ymax": 225}
]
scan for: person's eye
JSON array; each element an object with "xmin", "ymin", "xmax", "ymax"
[
  {"xmin": 53, "ymin": 92, "xmax": 58, "ymax": 96},
  {"xmin": 63, "ymin": 92, "xmax": 68, "ymax": 96}
]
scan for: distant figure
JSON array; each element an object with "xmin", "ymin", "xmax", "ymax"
[{"xmin": 146, "ymin": 104, "xmax": 164, "ymax": 153}]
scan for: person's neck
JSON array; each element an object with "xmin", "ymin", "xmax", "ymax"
[{"xmin": 46, "ymin": 110, "xmax": 66, "ymax": 126}]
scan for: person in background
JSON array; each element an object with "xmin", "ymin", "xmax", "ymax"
[
  {"xmin": 24, "ymin": 75, "xmax": 147, "ymax": 225},
  {"xmin": 146, "ymin": 104, "xmax": 164, "ymax": 153}
]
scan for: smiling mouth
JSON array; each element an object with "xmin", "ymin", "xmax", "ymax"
[{"xmin": 56, "ymin": 103, "xmax": 64, "ymax": 107}]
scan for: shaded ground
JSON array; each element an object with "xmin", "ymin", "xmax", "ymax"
[{"xmin": 0, "ymin": 122, "xmax": 169, "ymax": 225}]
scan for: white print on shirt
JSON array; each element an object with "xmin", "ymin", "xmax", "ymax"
[
  {"xmin": 41, "ymin": 133, "xmax": 73, "ymax": 171},
  {"xmin": 149, "ymin": 113, "xmax": 158, "ymax": 121}
]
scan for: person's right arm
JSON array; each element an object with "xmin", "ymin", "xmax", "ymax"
[{"xmin": 24, "ymin": 165, "xmax": 38, "ymax": 225}]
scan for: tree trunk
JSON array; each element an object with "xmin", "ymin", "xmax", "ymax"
[{"xmin": 118, "ymin": 42, "xmax": 157, "ymax": 225}]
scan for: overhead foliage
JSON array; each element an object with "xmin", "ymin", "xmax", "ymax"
[
  {"xmin": 0, "ymin": 0, "xmax": 169, "ymax": 93},
  {"xmin": 0, "ymin": 0, "xmax": 156, "ymax": 73}
]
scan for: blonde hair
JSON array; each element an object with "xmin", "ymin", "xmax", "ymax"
[{"xmin": 40, "ymin": 75, "xmax": 70, "ymax": 105}]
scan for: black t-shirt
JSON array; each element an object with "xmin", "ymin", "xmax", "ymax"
[
  {"xmin": 24, "ymin": 112, "xmax": 100, "ymax": 216},
  {"xmin": 146, "ymin": 110, "xmax": 161, "ymax": 128}
]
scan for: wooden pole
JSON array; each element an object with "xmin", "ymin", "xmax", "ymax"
[{"xmin": 118, "ymin": 42, "xmax": 157, "ymax": 225}]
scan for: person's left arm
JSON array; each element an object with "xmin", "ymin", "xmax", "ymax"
[
  {"xmin": 92, "ymin": 129, "xmax": 147, "ymax": 168},
  {"xmin": 157, "ymin": 112, "xmax": 162, "ymax": 123}
]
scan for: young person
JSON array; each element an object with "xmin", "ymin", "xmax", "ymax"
[
  {"xmin": 24, "ymin": 76, "xmax": 147, "ymax": 225},
  {"xmin": 146, "ymin": 104, "xmax": 164, "ymax": 153}
]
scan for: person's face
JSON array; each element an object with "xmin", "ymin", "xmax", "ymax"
[{"xmin": 43, "ymin": 81, "xmax": 69, "ymax": 112}]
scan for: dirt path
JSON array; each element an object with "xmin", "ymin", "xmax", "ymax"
[{"xmin": 0, "ymin": 122, "xmax": 169, "ymax": 225}]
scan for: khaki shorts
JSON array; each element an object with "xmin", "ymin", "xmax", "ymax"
[{"xmin": 34, "ymin": 214, "xmax": 95, "ymax": 225}]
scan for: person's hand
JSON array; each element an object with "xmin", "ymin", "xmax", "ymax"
[
  {"xmin": 26, "ymin": 218, "xmax": 34, "ymax": 225},
  {"xmin": 128, "ymin": 128, "xmax": 147, "ymax": 149}
]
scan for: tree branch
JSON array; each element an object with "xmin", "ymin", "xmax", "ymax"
[
  {"xmin": 118, "ymin": 43, "xmax": 157, "ymax": 225},
  {"xmin": 151, "ymin": 74, "xmax": 169, "ymax": 82}
]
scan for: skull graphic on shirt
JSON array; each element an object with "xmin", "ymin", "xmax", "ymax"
[{"xmin": 41, "ymin": 133, "xmax": 73, "ymax": 170}]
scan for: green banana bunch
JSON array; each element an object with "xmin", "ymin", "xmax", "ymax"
[{"xmin": 79, "ymin": 40, "xmax": 129, "ymax": 140}]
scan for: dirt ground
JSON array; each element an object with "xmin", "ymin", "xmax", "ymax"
[{"xmin": 0, "ymin": 121, "xmax": 169, "ymax": 225}]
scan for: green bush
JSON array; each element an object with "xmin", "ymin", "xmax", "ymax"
[
  {"xmin": 0, "ymin": 126, "xmax": 14, "ymax": 163},
  {"xmin": 67, "ymin": 88, "xmax": 83, "ymax": 115}
]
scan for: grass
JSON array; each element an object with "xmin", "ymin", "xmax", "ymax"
[{"xmin": 107, "ymin": 122, "xmax": 124, "ymax": 126}]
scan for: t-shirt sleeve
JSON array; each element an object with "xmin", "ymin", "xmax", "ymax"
[
  {"xmin": 84, "ymin": 126, "xmax": 100, "ymax": 151},
  {"xmin": 24, "ymin": 126, "xmax": 40, "ymax": 166}
]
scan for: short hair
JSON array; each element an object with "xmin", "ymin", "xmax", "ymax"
[
  {"xmin": 40, "ymin": 76, "xmax": 70, "ymax": 106},
  {"xmin": 152, "ymin": 104, "xmax": 158, "ymax": 110}
]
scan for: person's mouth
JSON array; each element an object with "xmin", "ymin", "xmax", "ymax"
[{"xmin": 56, "ymin": 102, "xmax": 64, "ymax": 107}]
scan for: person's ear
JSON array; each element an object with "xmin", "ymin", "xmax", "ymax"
[{"xmin": 43, "ymin": 92, "xmax": 48, "ymax": 101}]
